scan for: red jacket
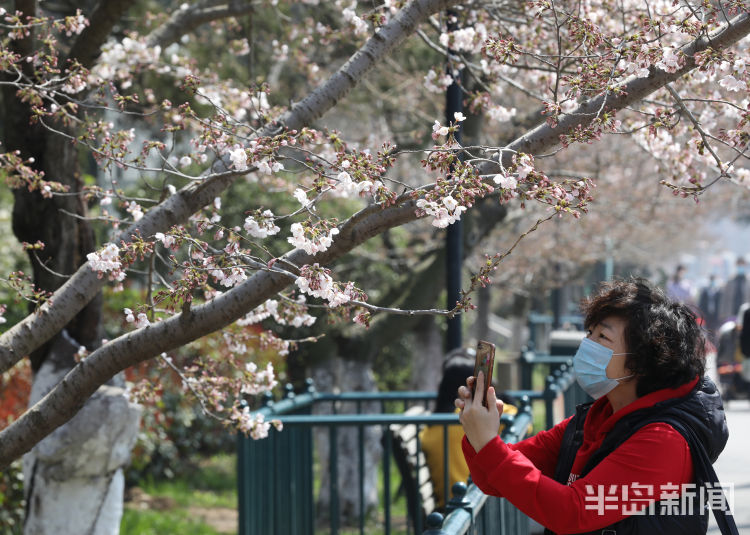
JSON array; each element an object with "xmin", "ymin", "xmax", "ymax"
[{"xmin": 462, "ymin": 378, "xmax": 698, "ymax": 534}]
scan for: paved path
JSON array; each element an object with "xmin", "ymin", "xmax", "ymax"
[{"xmin": 708, "ymin": 399, "xmax": 750, "ymax": 534}]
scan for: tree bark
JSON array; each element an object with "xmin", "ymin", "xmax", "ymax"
[
  {"xmin": 22, "ymin": 331, "xmax": 141, "ymax": 535},
  {"xmin": 2, "ymin": 2, "xmax": 137, "ymax": 530},
  {"xmin": 410, "ymin": 316, "xmax": 444, "ymax": 392},
  {"xmin": 311, "ymin": 358, "xmax": 381, "ymax": 524}
]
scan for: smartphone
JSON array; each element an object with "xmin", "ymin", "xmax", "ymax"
[{"xmin": 472, "ymin": 340, "xmax": 495, "ymax": 408}]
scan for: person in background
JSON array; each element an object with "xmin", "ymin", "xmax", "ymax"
[
  {"xmin": 699, "ymin": 274, "xmax": 722, "ymax": 341},
  {"xmin": 719, "ymin": 257, "xmax": 750, "ymax": 324},
  {"xmin": 666, "ymin": 264, "xmax": 694, "ymax": 305},
  {"xmin": 420, "ymin": 348, "xmax": 519, "ymax": 510},
  {"xmin": 457, "ymin": 278, "xmax": 730, "ymax": 534}
]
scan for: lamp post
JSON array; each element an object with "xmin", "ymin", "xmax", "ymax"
[{"xmin": 445, "ymin": 12, "xmax": 463, "ymax": 352}]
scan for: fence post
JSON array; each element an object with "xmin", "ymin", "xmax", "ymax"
[
  {"xmin": 544, "ymin": 374, "xmax": 555, "ymax": 429},
  {"xmin": 422, "ymin": 512, "xmax": 448, "ymax": 535},
  {"xmin": 445, "ymin": 482, "xmax": 472, "ymax": 515},
  {"xmin": 520, "ymin": 349, "xmax": 532, "ymax": 390}
]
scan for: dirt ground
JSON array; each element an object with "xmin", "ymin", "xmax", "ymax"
[
  {"xmin": 126, "ymin": 487, "xmax": 238, "ymax": 534},
  {"xmin": 184, "ymin": 506, "xmax": 238, "ymax": 534}
]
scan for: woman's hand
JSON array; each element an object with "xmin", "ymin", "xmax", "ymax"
[{"xmin": 455, "ymin": 371, "xmax": 504, "ymax": 452}]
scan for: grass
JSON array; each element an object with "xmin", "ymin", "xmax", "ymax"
[
  {"xmin": 531, "ymin": 364, "xmax": 551, "ymax": 432},
  {"xmin": 312, "ymin": 445, "xmax": 411, "ymax": 535},
  {"xmin": 124, "ymin": 447, "xmax": 413, "ymax": 535},
  {"xmin": 121, "ymin": 453, "xmax": 237, "ymax": 535},
  {"xmin": 137, "ymin": 455, "xmax": 236, "ymax": 508},
  {"xmin": 121, "ymin": 509, "xmax": 226, "ymax": 535}
]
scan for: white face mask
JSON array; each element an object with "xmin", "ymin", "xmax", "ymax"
[{"xmin": 573, "ymin": 337, "xmax": 633, "ymax": 399}]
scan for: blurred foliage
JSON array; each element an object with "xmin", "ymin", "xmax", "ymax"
[
  {"xmin": 372, "ymin": 334, "xmax": 417, "ymax": 392},
  {"xmin": 0, "ymin": 174, "xmax": 34, "ymax": 330},
  {"xmin": 0, "ymin": 360, "xmax": 31, "ymax": 431},
  {"xmin": 0, "ymin": 459, "xmax": 25, "ymax": 535},
  {"xmin": 125, "ymin": 387, "xmax": 235, "ymax": 485},
  {"xmin": 122, "ymin": 454, "xmax": 236, "ymax": 535}
]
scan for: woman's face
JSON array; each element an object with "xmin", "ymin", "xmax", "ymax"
[{"xmin": 587, "ymin": 315, "xmax": 631, "ymax": 379}]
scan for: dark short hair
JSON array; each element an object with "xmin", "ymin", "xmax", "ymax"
[
  {"xmin": 435, "ymin": 347, "xmax": 515, "ymax": 411},
  {"xmin": 436, "ymin": 350, "xmax": 474, "ymax": 413},
  {"xmin": 580, "ymin": 278, "xmax": 705, "ymax": 397}
]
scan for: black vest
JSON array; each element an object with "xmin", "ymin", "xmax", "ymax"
[
  {"xmin": 542, "ymin": 377, "xmax": 737, "ymax": 535},
  {"xmin": 543, "ymin": 402, "xmax": 707, "ymax": 535}
]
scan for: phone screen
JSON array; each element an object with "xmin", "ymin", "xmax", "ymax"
[{"xmin": 472, "ymin": 340, "xmax": 495, "ymax": 408}]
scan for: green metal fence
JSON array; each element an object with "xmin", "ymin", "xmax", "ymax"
[
  {"xmin": 237, "ymin": 360, "xmax": 585, "ymax": 535},
  {"xmin": 517, "ymin": 350, "xmax": 592, "ymax": 427},
  {"xmin": 434, "ymin": 482, "xmax": 531, "ymax": 535}
]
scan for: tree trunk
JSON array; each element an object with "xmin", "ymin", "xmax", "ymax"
[
  {"xmin": 410, "ymin": 316, "xmax": 444, "ymax": 392},
  {"xmin": 474, "ymin": 285, "xmax": 491, "ymax": 344},
  {"xmin": 22, "ymin": 331, "xmax": 141, "ymax": 535},
  {"xmin": 311, "ymin": 357, "xmax": 381, "ymax": 525},
  {"xmin": 3, "ymin": 75, "xmax": 132, "ymax": 532}
]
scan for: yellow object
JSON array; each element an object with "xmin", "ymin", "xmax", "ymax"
[{"xmin": 420, "ymin": 404, "xmax": 518, "ymax": 509}]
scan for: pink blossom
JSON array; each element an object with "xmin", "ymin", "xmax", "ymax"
[
  {"xmin": 655, "ymin": 47, "xmax": 681, "ymax": 73},
  {"xmin": 432, "ymin": 121, "xmax": 450, "ymax": 138},
  {"xmin": 126, "ymin": 201, "xmax": 144, "ymax": 221},
  {"xmin": 287, "ymin": 223, "xmax": 339, "ymax": 255},
  {"xmin": 243, "ymin": 210, "xmax": 280, "ymax": 238},
  {"xmin": 154, "ymin": 232, "xmax": 176, "ymax": 248},
  {"xmin": 719, "ymin": 75, "xmax": 744, "ymax": 92},
  {"xmin": 295, "ymin": 264, "xmax": 357, "ymax": 308},
  {"xmin": 237, "ymin": 299, "xmax": 279, "ymax": 325},
  {"xmin": 219, "ymin": 267, "xmax": 247, "ymax": 288},
  {"xmin": 293, "ymin": 188, "xmax": 311, "ymax": 207},
  {"xmin": 228, "ymin": 146, "xmax": 248, "ymax": 171},
  {"xmin": 87, "ymin": 243, "xmax": 122, "ymax": 274},
  {"xmin": 65, "ymin": 11, "xmax": 89, "ymax": 37},
  {"xmin": 332, "ymin": 171, "xmax": 373, "ymax": 198},
  {"xmin": 423, "ymin": 69, "xmax": 453, "ymax": 93},
  {"xmin": 487, "ymin": 105, "xmax": 516, "ymax": 123},
  {"xmin": 416, "ymin": 198, "xmax": 466, "ymax": 228},
  {"xmin": 494, "ymin": 174, "xmax": 518, "ymax": 190},
  {"xmin": 135, "ymin": 313, "xmax": 150, "ymax": 328},
  {"xmin": 515, "ymin": 155, "xmax": 534, "ymax": 180}
]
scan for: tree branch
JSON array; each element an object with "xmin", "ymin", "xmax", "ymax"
[
  {"xmin": 65, "ymin": 0, "xmax": 137, "ymax": 69},
  {"xmin": 0, "ymin": 0, "xmax": 461, "ymax": 377},
  {"xmin": 0, "ymin": 9, "xmax": 749, "ymax": 468},
  {"xmin": 146, "ymin": 0, "xmax": 258, "ymax": 49},
  {"xmin": 486, "ymin": 12, "xmax": 750, "ymax": 174}
]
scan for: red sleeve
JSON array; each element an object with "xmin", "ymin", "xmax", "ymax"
[
  {"xmin": 507, "ymin": 416, "xmax": 571, "ymax": 477},
  {"xmin": 463, "ymin": 423, "xmax": 693, "ymax": 534},
  {"xmin": 462, "ymin": 417, "xmax": 570, "ymax": 495}
]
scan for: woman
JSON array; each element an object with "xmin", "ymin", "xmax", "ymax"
[{"xmin": 456, "ymin": 278, "xmax": 731, "ymax": 534}]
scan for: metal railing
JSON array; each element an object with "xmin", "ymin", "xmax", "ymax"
[
  {"xmin": 237, "ymin": 359, "xmax": 587, "ymax": 535},
  {"xmin": 237, "ymin": 383, "xmax": 533, "ymax": 535},
  {"xmin": 431, "ymin": 482, "xmax": 530, "ymax": 535},
  {"xmin": 526, "ymin": 312, "xmax": 584, "ymax": 353},
  {"xmin": 517, "ymin": 349, "xmax": 591, "ymax": 428}
]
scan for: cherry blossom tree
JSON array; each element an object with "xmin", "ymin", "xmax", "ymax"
[{"xmin": 0, "ymin": 0, "xmax": 748, "ymax": 531}]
